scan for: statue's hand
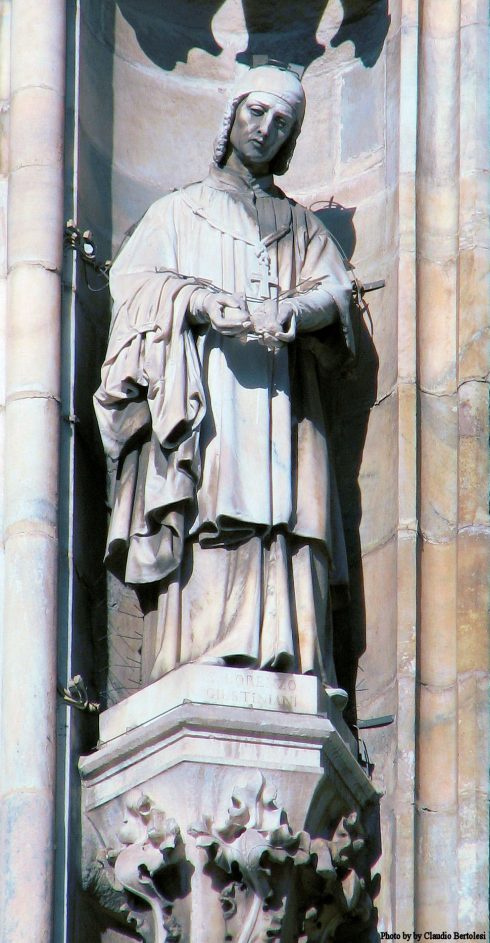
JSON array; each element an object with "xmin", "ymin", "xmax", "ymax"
[
  {"xmin": 250, "ymin": 300, "xmax": 297, "ymax": 347},
  {"xmin": 203, "ymin": 291, "xmax": 251, "ymax": 336}
]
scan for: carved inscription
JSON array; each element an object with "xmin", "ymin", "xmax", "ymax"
[{"xmin": 204, "ymin": 670, "xmax": 298, "ymax": 711}]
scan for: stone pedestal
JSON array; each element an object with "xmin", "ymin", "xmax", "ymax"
[{"xmin": 80, "ymin": 667, "xmax": 380, "ymax": 942}]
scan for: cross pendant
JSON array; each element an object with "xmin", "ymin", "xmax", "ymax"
[{"xmin": 249, "ymin": 266, "xmax": 279, "ymax": 301}]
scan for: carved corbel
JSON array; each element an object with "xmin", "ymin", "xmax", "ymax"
[
  {"xmin": 188, "ymin": 770, "xmax": 377, "ymax": 943},
  {"xmin": 189, "ymin": 770, "xmax": 312, "ymax": 941},
  {"xmin": 83, "ymin": 773, "xmax": 378, "ymax": 942},
  {"xmin": 299, "ymin": 813, "xmax": 375, "ymax": 942},
  {"xmin": 91, "ymin": 792, "xmax": 188, "ymax": 943}
]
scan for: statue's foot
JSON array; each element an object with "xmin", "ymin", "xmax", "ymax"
[
  {"xmin": 323, "ymin": 686, "xmax": 349, "ymax": 710},
  {"xmin": 196, "ymin": 656, "xmax": 227, "ymax": 667},
  {"xmin": 196, "ymin": 654, "xmax": 258, "ymax": 668}
]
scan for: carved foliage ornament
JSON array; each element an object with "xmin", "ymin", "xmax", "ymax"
[
  {"xmin": 107, "ymin": 792, "xmax": 186, "ymax": 943},
  {"xmin": 92, "ymin": 773, "xmax": 376, "ymax": 943},
  {"xmin": 189, "ymin": 771, "xmax": 374, "ymax": 942}
]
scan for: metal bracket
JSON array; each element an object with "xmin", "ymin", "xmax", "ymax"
[
  {"xmin": 361, "ymin": 279, "xmax": 385, "ymax": 294},
  {"xmin": 357, "ymin": 715, "xmax": 395, "ymax": 729},
  {"xmin": 64, "ymin": 220, "xmax": 111, "ymax": 289},
  {"xmin": 58, "ymin": 674, "xmax": 100, "ymax": 714}
]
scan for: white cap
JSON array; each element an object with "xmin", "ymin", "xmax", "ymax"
[{"xmin": 232, "ymin": 65, "xmax": 306, "ymax": 125}]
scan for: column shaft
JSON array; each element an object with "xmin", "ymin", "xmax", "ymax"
[
  {"xmin": 415, "ymin": 0, "xmax": 461, "ymax": 931},
  {"xmin": 395, "ymin": 0, "xmax": 419, "ymax": 928},
  {"xmin": 0, "ymin": 2, "xmax": 66, "ymax": 941}
]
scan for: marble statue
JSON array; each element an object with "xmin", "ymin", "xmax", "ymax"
[{"xmin": 94, "ymin": 64, "xmax": 355, "ymax": 693}]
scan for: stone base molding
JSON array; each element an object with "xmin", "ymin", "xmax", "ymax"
[{"xmin": 79, "ymin": 667, "xmax": 380, "ymax": 942}]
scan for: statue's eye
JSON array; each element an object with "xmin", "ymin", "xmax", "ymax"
[{"xmin": 249, "ymin": 106, "xmax": 264, "ymax": 116}]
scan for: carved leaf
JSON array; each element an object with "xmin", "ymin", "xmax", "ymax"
[
  {"xmin": 110, "ymin": 793, "xmax": 185, "ymax": 943},
  {"xmin": 189, "ymin": 771, "xmax": 312, "ymax": 898}
]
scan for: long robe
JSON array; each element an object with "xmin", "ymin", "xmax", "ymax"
[{"xmin": 94, "ymin": 165, "xmax": 355, "ymax": 685}]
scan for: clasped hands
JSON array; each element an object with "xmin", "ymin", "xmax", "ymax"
[{"xmin": 202, "ymin": 290, "xmax": 296, "ymax": 348}]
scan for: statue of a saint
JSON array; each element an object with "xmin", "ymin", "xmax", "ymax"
[{"xmin": 94, "ymin": 64, "xmax": 354, "ymax": 694}]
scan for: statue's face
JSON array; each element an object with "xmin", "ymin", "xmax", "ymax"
[{"xmin": 229, "ymin": 92, "xmax": 296, "ymax": 172}]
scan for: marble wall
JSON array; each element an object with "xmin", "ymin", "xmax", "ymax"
[
  {"xmin": 72, "ymin": 0, "xmax": 401, "ymax": 934},
  {"xmin": 71, "ymin": 0, "xmax": 490, "ymax": 935},
  {"xmin": 81, "ymin": 0, "xmax": 395, "ymax": 922}
]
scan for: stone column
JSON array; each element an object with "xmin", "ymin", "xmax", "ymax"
[
  {"xmin": 0, "ymin": 1, "xmax": 66, "ymax": 940},
  {"xmin": 456, "ymin": 0, "xmax": 489, "ymax": 926},
  {"xmin": 395, "ymin": 0, "xmax": 419, "ymax": 929},
  {"xmin": 0, "ymin": 0, "xmax": 11, "ymax": 728},
  {"xmin": 415, "ymin": 0, "xmax": 461, "ymax": 931}
]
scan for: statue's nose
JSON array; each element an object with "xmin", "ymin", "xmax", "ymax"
[{"xmin": 258, "ymin": 115, "xmax": 273, "ymax": 138}]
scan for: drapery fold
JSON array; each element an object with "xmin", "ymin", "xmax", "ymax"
[
  {"xmin": 95, "ymin": 274, "xmax": 207, "ymax": 583},
  {"xmin": 94, "ymin": 172, "xmax": 355, "ymax": 626}
]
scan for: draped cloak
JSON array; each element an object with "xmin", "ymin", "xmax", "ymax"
[{"xmin": 94, "ymin": 166, "xmax": 355, "ymax": 685}]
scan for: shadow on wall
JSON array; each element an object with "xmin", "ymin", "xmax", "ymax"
[
  {"xmin": 116, "ymin": 0, "xmax": 390, "ymax": 70},
  {"xmin": 331, "ymin": 0, "xmax": 390, "ymax": 67},
  {"xmin": 237, "ymin": 0, "xmax": 333, "ymax": 66},
  {"xmin": 314, "ymin": 201, "xmax": 379, "ymax": 730}
]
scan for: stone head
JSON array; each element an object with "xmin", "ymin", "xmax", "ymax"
[{"xmin": 213, "ymin": 65, "xmax": 306, "ymax": 175}]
